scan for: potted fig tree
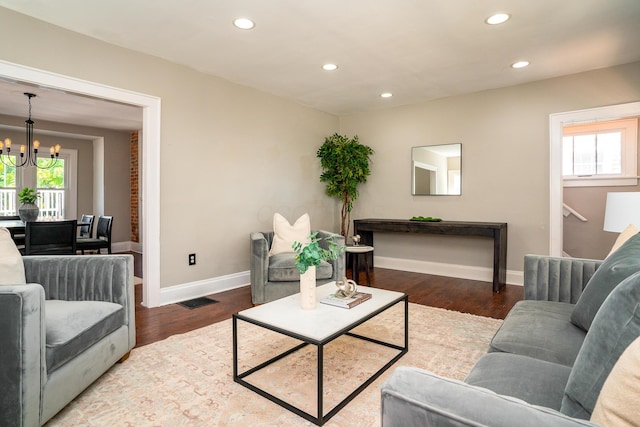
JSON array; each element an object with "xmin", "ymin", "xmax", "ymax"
[{"xmin": 317, "ymin": 133, "xmax": 374, "ymax": 237}]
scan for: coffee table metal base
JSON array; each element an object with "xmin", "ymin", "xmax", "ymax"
[{"xmin": 233, "ymin": 296, "xmax": 408, "ymax": 426}]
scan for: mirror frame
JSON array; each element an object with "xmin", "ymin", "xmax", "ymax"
[{"xmin": 411, "ymin": 143, "xmax": 462, "ymax": 196}]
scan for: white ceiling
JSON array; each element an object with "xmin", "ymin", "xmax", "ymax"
[{"xmin": 0, "ymin": 0, "xmax": 639, "ymax": 131}]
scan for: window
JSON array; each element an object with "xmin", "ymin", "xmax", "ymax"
[
  {"xmin": 0, "ymin": 155, "xmax": 17, "ymax": 215},
  {"xmin": 0, "ymin": 149, "xmax": 76, "ymax": 219},
  {"xmin": 562, "ymin": 118, "xmax": 638, "ymax": 187},
  {"xmin": 37, "ymin": 158, "xmax": 66, "ymax": 219}
]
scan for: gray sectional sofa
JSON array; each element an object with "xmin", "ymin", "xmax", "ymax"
[
  {"xmin": 381, "ymin": 233, "xmax": 640, "ymax": 426},
  {"xmin": 0, "ymin": 255, "xmax": 136, "ymax": 427}
]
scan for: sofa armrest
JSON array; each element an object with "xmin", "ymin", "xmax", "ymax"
[
  {"xmin": 381, "ymin": 367, "xmax": 597, "ymax": 427},
  {"xmin": 316, "ymin": 230, "xmax": 346, "ymax": 281},
  {"xmin": 250, "ymin": 232, "xmax": 269, "ymax": 303},
  {"xmin": 0, "ymin": 284, "xmax": 46, "ymax": 427},
  {"xmin": 524, "ymin": 255, "xmax": 602, "ymax": 303},
  {"xmin": 23, "ymin": 254, "xmax": 136, "ymax": 348}
]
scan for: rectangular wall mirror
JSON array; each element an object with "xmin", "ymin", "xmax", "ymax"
[{"xmin": 412, "ymin": 143, "xmax": 462, "ymax": 195}]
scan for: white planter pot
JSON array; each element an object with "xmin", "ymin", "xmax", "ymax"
[{"xmin": 299, "ymin": 266, "xmax": 317, "ymax": 310}]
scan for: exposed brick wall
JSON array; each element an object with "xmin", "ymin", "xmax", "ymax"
[{"xmin": 130, "ymin": 131, "xmax": 139, "ymax": 243}]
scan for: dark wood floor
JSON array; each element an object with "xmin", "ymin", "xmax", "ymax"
[{"xmin": 134, "ymin": 266, "xmax": 523, "ymax": 348}]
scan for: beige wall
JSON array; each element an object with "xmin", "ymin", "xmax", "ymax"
[
  {"xmin": 3, "ymin": 7, "xmax": 640, "ymax": 287},
  {"xmin": 0, "ymin": 7, "xmax": 339, "ymax": 287},
  {"xmin": 339, "ymin": 62, "xmax": 640, "ymax": 273}
]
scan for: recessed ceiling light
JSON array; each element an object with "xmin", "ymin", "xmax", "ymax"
[
  {"xmin": 322, "ymin": 64, "xmax": 338, "ymax": 71},
  {"xmin": 233, "ymin": 18, "xmax": 255, "ymax": 30},
  {"xmin": 485, "ymin": 13, "xmax": 510, "ymax": 25},
  {"xmin": 511, "ymin": 61, "xmax": 530, "ymax": 69},
  {"xmin": 380, "ymin": 92, "xmax": 393, "ymax": 98}
]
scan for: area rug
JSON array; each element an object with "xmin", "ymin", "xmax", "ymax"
[{"xmin": 46, "ymin": 303, "xmax": 502, "ymax": 426}]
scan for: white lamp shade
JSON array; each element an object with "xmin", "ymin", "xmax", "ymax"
[{"xmin": 603, "ymin": 192, "xmax": 640, "ymax": 232}]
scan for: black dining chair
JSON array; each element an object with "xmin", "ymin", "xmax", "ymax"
[
  {"xmin": 0, "ymin": 215, "xmax": 25, "ymax": 247},
  {"xmin": 78, "ymin": 214, "xmax": 95, "ymax": 238},
  {"xmin": 76, "ymin": 215, "xmax": 113, "ymax": 254},
  {"xmin": 23, "ymin": 220, "xmax": 77, "ymax": 255}
]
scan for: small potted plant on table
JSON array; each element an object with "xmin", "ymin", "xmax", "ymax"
[
  {"xmin": 293, "ymin": 232, "xmax": 343, "ymax": 310},
  {"xmin": 17, "ymin": 187, "xmax": 40, "ymax": 222}
]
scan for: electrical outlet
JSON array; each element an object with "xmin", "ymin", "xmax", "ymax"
[{"xmin": 188, "ymin": 253, "xmax": 196, "ymax": 266}]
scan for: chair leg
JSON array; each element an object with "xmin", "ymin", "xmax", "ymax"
[{"xmin": 118, "ymin": 351, "xmax": 131, "ymax": 363}]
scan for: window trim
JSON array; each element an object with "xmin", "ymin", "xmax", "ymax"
[{"xmin": 562, "ymin": 117, "xmax": 638, "ymax": 187}]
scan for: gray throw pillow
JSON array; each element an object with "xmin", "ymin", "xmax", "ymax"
[
  {"xmin": 561, "ymin": 270, "xmax": 640, "ymax": 419},
  {"xmin": 570, "ymin": 232, "xmax": 640, "ymax": 331}
]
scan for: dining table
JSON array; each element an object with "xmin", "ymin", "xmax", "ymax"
[{"xmin": 0, "ymin": 219, "xmax": 90, "ymax": 243}]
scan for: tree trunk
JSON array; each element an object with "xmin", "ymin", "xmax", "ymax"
[{"xmin": 341, "ymin": 194, "xmax": 350, "ymax": 237}]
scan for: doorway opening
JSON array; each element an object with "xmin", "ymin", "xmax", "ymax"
[
  {"xmin": 549, "ymin": 101, "xmax": 640, "ymax": 257},
  {"xmin": 0, "ymin": 60, "xmax": 162, "ymax": 307}
]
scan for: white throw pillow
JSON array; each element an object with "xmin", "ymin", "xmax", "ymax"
[
  {"xmin": 591, "ymin": 335, "xmax": 640, "ymax": 427},
  {"xmin": 0, "ymin": 227, "xmax": 26, "ymax": 285},
  {"xmin": 268, "ymin": 213, "xmax": 311, "ymax": 256},
  {"xmin": 607, "ymin": 224, "xmax": 639, "ymax": 258}
]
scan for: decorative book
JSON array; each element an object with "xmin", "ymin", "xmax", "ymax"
[{"xmin": 320, "ymin": 292, "xmax": 372, "ymax": 309}]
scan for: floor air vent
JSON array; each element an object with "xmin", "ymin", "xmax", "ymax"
[{"xmin": 177, "ymin": 297, "xmax": 219, "ymax": 309}]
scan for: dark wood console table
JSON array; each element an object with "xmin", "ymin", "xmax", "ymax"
[{"xmin": 353, "ymin": 219, "xmax": 508, "ymax": 293}]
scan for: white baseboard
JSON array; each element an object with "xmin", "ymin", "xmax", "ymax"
[
  {"xmin": 375, "ymin": 256, "xmax": 524, "ymax": 286},
  {"xmin": 112, "ymin": 241, "xmax": 142, "ymax": 253},
  {"xmin": 159, "ymin": 271, "xmax": 250, "ymax": 306},
  {"xmin": 154, "ymin": 257, "xmax": 523, "ymax": 307}
]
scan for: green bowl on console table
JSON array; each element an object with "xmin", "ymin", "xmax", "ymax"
[{"xmin": 410, "ymin": 216, "xmax": 442, "ymax": 222}]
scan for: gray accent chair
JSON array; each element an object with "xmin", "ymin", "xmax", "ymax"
[
  {"xmin": 250, "ymin": 230, "xmax": 346, "ymax": 304},
  {"xmin": 0, "ymin": 254, "xmax": 136, "ymax": 427},
  {"xmin": 381, "ymin": 249, "xmax": 640, "ymax": 426}
]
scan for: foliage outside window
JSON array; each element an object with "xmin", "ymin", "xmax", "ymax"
[
  {"xmin": 37, "ymin": 158, "xmax": 65, "ymax": 188},
  {"xmin": 562, "ymin": 118, "xmax": 638, "ymax": 187},
  {"xmin": 0, "ymin": 156, "xmax": 17, "ymax": 215},
  {"xmin": 0, "ymin": 155, "xmax": 17, "ymax": 188}
]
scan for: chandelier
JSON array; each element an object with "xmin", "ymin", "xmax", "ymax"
[{"xmin": 0, "ymin": 92, "xmax": 61, "ymax": 169}]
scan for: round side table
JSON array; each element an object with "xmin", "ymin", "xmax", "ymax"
[{"xmin": 345, "ymin": 245, "xmax": 374, "ymax": 286}]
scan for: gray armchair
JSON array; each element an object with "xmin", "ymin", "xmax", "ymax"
[
  {"xmin": 0, "ymin": 254, "xmax": 136, "ymax": 426},
  {"xmin": 250, "ymin": 230, "xmax": 346, "ymax": 304}
]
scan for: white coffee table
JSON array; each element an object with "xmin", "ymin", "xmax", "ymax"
[{"xmin": 233, "ymin": 282, "xmax": 408, "ymax": 426}]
